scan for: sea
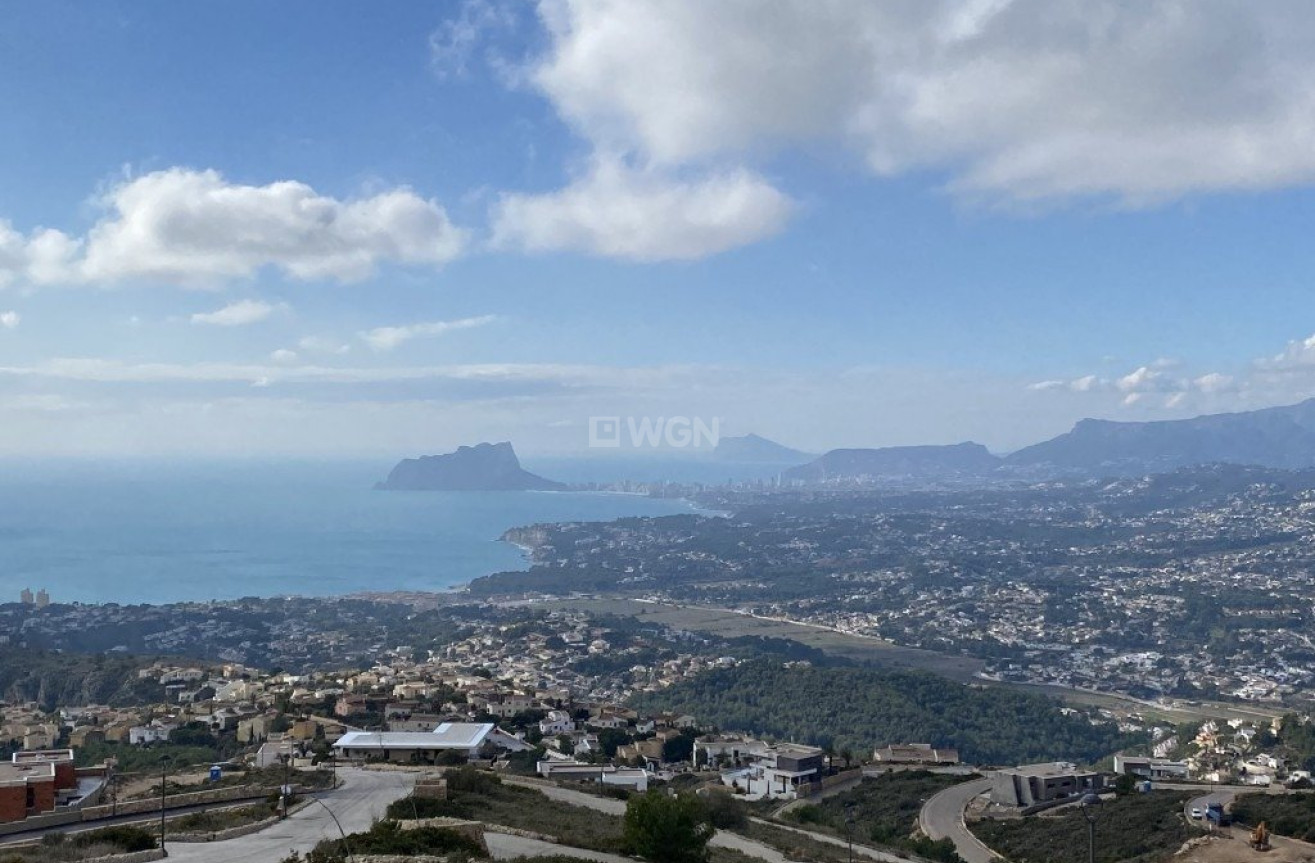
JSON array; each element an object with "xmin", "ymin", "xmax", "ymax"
[{"xmin": 0, "ymin": 455, "xmax": 784, "ymax": 606}]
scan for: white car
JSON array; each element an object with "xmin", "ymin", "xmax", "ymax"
[{"xmin": 1190, "ymin": 807, "xmax": 1204, "ymax": 819}]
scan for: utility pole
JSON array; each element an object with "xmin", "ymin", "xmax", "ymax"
[
  {"xmin": 1081, "ymin": 792, "xmax": 1102, "ymax": 863},
  {"xmin": 158, "ymin": 754, "xmax": 172, "ymax": 857},
  {"xmin": 281, "ymin": 752, "xmax": 291, "ymax": 819},
  {"xmin": 845, "ymin": 801, "xmax": 855, "ymax": 863}
]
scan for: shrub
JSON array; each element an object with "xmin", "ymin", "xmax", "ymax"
[
  {"xmin": 307, "ymin": 820, "xmax": 486, "ymax": 861},
  {"xmin": 446, "ymin": 765, "xmax": 502, "ymax": 794},
  {"xmin": 386, "ymin": 794, "xmax": 471, "ymax": 820},
  {"xmin": 75, "ymin": 825, "xmax": 158, "ymax": 852},
  {"xmin": 702, "ymin": 792, "xmax": 748, "ymax": 829},
  {"xmin": 624, "ymin": 791, "xmax": 714, "ymax": 863}
]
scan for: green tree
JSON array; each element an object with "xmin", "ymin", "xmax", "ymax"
[
  {"xmin": 623, "ymin": 791, "xmax": 713, "ymax": 863},
  {"xmin": 662, "ymin": 729, "xmax": 698, "ymax": 764}
]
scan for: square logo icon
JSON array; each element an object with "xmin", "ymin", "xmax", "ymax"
[{"xmin": 589, "ymin": 416, "xmax": 622, "ymax": 448}]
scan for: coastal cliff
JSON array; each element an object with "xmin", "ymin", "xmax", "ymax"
[{"xmin": 376, "ymin": 442, "xmax": 566, "ymax": 491}]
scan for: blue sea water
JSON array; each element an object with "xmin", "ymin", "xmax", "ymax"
[{"xmin": 0, "ymin": 459, "xmax": 704, "ymax": 605}]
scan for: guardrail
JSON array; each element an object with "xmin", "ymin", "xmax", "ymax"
[{"xmin": 0, "ymin": 783, "xmax": 315, "ymax": 838}]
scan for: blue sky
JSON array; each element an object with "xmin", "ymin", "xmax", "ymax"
[{"xmin": 3, "ymin": 0, "xmax": 1315, "ymax": 457}]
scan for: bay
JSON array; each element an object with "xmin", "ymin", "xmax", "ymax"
[{"xmin": 0, "ymin": 459, "xmax": 700, "ymax": 605}]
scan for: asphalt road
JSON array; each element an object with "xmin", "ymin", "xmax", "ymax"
[
  {"xmin": 1185, "ymin": 789, "xmax": 1235, "ymax": 827},
  {"xmin": 0, "ymin": 798, "xmax": 267, "ymax": 847},
  {"xmin": 748, "ymin": 818, "xmax": 912, "ymax": 863},
  {"xmin": 166, "ymin": 767, "xmax": 415, "ymax": 863},
  {"xmin": 919, "ymin": 777, "xmax": 998, "ymax": 863},
  {"xmin": 485, "ymin": 832, "xmax": 631, "ymax": 862},
  {"xmin": 506, "ymin": 777, "xmax": 794, "ymax": 863}
]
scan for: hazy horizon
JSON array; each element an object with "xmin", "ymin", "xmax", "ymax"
[{"xmin": 5, "ymin": 3, "xmax": 1315, "ymax": 457}]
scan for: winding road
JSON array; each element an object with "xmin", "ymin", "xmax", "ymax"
[
  {"xmin": 919, "ymin": 778, "xmax": 999, "ymax": 863},
  {"xmin": 166, "ymin": 767, "xmax": 415, "ymax": 863}
]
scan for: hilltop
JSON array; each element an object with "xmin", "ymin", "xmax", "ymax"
[
  {"xmin": 376, "ymin": 442, "xmax": 566, "ymax": 491},
  {"xmin": 785, "ymin": 442, "xmax": 1000, "ymax": 482},
  {"xmin": 713, "ymin": 433, "xmax": 813, "ymax": 464}
]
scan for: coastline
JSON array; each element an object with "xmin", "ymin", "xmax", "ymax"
[{"xmin": 0, "ymin": 473, "xmax": 704, "ymax": 606}]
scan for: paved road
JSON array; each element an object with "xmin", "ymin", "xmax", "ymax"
[
  {"xmin": 749, "ymin": 818, "xmax": 914, "ymax": 863},
  {"xmin": 919, "ymin": 778, "xmax": 999, "ymax": 863},
  {"xmin": 504, "ymin": 778, "xmax": 626, "ymax": 815},
  {"xmin": 0, "ymin": 798, "xmax": 265, "ymax": 846},
  {"xmin": 166, "ymin": 767, "xmax": 415, "ymax": 863},
  {"xmin": 506, "ymin": 778, "xmax": 791, "ymax": 863},
  {"xmin": 1184, "ymin": 789, "xmax": 1235, "ymax": 828},
  {"xmin": 485, "ymin": 832, "xmax": 631, "ymax": 862}
]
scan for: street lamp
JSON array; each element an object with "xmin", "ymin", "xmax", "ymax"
[
  {"xmin": 311, "ymin": 797, "xmax": 355, "ymax": 863},
  {"xmin": 158, "ymin": 754, "xmax": 172, "ymax": 857},
  {"xmin": 1080, "ymin": 792, "xmax": 1102, "ymax": 863}
]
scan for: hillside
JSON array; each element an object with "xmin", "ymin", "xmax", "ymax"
[
  {"xmin": 713, "ymin": 433, "xmax": 812, "ymax": 464},
  {"xmin": 785, "ymin": 442, "xmax": 1000, "ymax": 482},
  {"xmin": 630, "ymin": 660, "xmax": 1139, "ymax": 765},
  {"xmin": 1009, "ymin": 398, "xmax": 1315, "ymax": 474},
  {"xmin": 0, "ymin": 648, "xmax": 167, "ymax": 709},
  {"xmin": 376, "ymin": 442, "xmax": 566, "ymax": 491}
]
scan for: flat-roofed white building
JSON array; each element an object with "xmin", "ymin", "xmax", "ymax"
[{"xmin": 333, "ymin": 722, "xmax": 532, "ymax": 763}]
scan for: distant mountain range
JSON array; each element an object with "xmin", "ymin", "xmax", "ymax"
[
  {"xmin": 781, "ymin": 398, "xmax": 1315, "ymax": 483},
  {"xmin": 1006, "ymin": 399, "xmax": 1315, "ymax": 473},
  {"xmin": 784, "ymin": 442, "xmax": 1000, "ymax": 482},
  {"xmin": 376, "ymin": 442, "xmax": 566, "ymax": 491},
  {"xmin": 379, "ymin": 398, "xmax": 1315, "ymax": 490},
  {"xmin": 713, "ymin": 433, "xmax": 813, "ymax": 464}
]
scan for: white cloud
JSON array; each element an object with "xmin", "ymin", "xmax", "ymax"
[
  {"xmin": 0, "ymin": 356, "xmax": 715, "ymax": 393},
  {"xmin": 190, "ymin": 299, "xmax": 283, "ymax": 327},
  {"xmin": 1116, "ymin": 366, "xmax": 1167, "ymax": 393},
  {"xmin": 1194, "ymin": 372, "xmax": 1234, "ymax": 394},
  {"xmin": 360, "ymin": 314, "xmax": 497, "ymax": 352},
  {"xmin": 429, "ymin": 0, "xmax": 515, "ymax": 78},
  {"xmin": 525, "ymin": 1, "xmax": 1315, "ymax": 205},
  {"xmin": 491, "ymin": 158, "xmax": 791, "ymax": 260},
  {"xmin": 0, "ymin": 221, "xmax": 79, "ymax": 288},
  {"xmin": 297, "ymin": 335, "xmax": 352, "ymax": 356},
  {"xmin": 1, "ymin": 168, "xmax": 466, "ymax": 288},
  {"xmin": 0, "ymin": 310, "xmax": 18, "ymax": 329},
  {"xmin": 270, "ymin": 349, "xmax": 299, "ymax": 363}
]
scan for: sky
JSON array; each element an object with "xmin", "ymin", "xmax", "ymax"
[{"xmin": 4, "ymin": 0, "xmax": 1315, "ymax": 457}]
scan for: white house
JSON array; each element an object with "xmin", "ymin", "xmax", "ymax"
[
  {"xmin": 539, "ymin": 710, "xmax": 576, "ymax": 736},
  {"xmin": 128, "ymin": 722, "xmax": 178, "ymax": 746},
  {"xmin": 716, "ymin": 743, "xmax": 825, "ymax": 801}
]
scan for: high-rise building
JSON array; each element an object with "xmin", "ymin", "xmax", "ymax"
[
  {"xmin": 19, "ymin": 589, "xmax": 32, "ymax": 605},
  {"xmin": 34, "ymin": 590, "xmax": 49, "ymax": 609}
]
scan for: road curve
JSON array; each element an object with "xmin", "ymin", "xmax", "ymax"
[
  {"xmin": 166, "ymin": 767, "xmax": 415, "ymax": 863},
  {"xmin": 919, "ymin": 778, "xmax": 999, "ymax": 863}
]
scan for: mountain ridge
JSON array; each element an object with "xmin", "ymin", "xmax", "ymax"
[
  {"xmin": 1007, "ymin": 397, "xmax": 1315, "ymax": 473},
  {"xmin": 713, "ymin": 433, "xmax": 813, "ymax": 464},
  {"xmin": 785, "ymin": 441, "xmax": 1000, "ymax": 482}
]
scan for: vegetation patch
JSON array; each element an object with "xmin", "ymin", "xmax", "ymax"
[
  {"xmin": 291, "ymin": 820, "xmax": 486, "ymax": 863},
  {"xmin": 789, "ymin": 770, "xmax": 974, "ymax": 862},
  {"xmin": 970, "ymin": 791, "xmax": 1193, "ymax": 863},
  {"xmin": 1231, "ymin": 791, "xmax": 1315, "ymax": 841},
  {"xmin": 170, "ymin": 801, "xmax": 280, "ymax": 834},
  {"xmin": 385, "ymin": 768, "xmax": 626, "ymax": 854},
  {"xmin": 0, "ymin": 826, "xmax": 158, "ymax": 863},
  {"xmin": 631, "ymin": 660, "xmax": 1142, "ymax": 765}
]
